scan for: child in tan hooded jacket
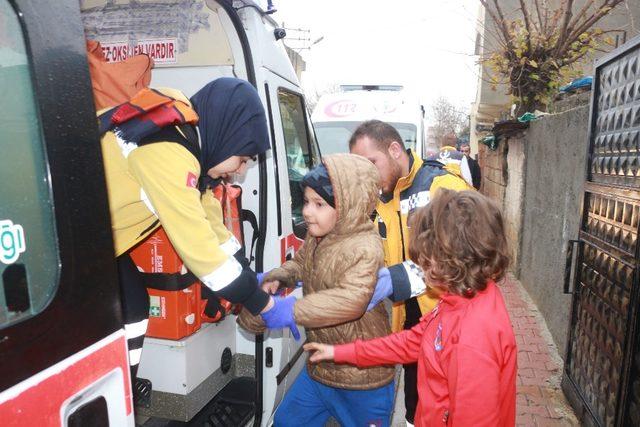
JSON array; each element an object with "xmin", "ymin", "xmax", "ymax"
[{"xmin": 238, "ymin": 153, "xmax": 395, "ymax": 426}]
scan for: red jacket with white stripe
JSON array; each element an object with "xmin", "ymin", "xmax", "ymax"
[{"xmin": 334, "ymin": 281, "xmax": 517, "ymax": 426}]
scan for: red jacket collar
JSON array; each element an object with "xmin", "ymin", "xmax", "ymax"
[{"xmin": 440, "ymin": 281, "xmax": 497, "ymax": 309}]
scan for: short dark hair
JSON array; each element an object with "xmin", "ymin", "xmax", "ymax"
[
  {"xmin": 348, "ymin": 120, "xmax": 404, "ymax": 151},
  {"xmin": 408, "ymin": 189, "xmax": 510, "ymax": 297}
]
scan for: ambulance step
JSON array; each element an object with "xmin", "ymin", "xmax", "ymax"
[
  {"xmin": 139, "ymin": 377, "xmax": 256, "ymax": 427},
  {"xmin": 134, "ymin": 378, "xmax": 153, "ymax": 409},
  {"xmin": 190, "ymin": 377, "xmax": 256, "ymax": 426}
]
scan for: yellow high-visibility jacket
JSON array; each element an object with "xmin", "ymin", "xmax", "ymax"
[
  {"xmin": 99, "ymin": 90, "xmax": 268, "ymax": 313},
  {"xmin": 375, "ymin": 150, "xmax": 472, "ymax": 331}
]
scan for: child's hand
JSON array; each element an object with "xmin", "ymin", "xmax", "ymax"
[
  {"xmin": 304, "ymin": 342, "xmax": 335, "ymax": 363},
  {"xmin": 262, "ymin": 280, "xmax": 280, "ymax": 294}
]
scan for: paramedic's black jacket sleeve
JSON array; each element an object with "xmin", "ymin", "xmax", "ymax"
[
  {"xmin": 233, "ymin": 249, "xmax": 251, "ymax": 269},
  {"xmin": 388, "ymin": 264, "xmax": 412, "ymax": 302},
  {"xmin": 201, "ymin": 249, "xmax": 267, "ymax": 316},
  {"xmin": 388, "ymin": 261, "xmax": 427, "ymax": 302},
  {"xmin": 217, "ymin": 265, "xmax": 269, "ymax": 315}
]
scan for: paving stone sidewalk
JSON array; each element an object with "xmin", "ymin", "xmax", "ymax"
[{"xmin": 502, "ymin": 275, "xmax": 579, "ymax": 426}]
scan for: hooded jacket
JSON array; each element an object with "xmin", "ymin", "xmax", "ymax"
[{"xmin": 238, "ymin": 154, "xmax": 395, "ymax": 390}]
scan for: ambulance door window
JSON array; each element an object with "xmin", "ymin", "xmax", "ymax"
[
  {"xmin": 0, "ymin": 1, "xmax": 59, "ymax": 328},
  {"xmin": 277, "ymin": 89, "xmax": 320, "ymax": 225}
]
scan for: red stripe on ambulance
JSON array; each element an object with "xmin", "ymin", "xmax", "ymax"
[
  {"xmin": 281, "ymin": 233, "xmax": 304, "ymax": 264},
  {"xmin": 0, "ymin": 330, "xmax": 132, "ymax": 426}
]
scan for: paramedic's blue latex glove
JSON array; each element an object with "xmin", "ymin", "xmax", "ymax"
[
  {"xmin": 367, "ymin": 268, "xmax": 392, "ymax": 311},
  {"xmin": 261, "ymin": 296, "xmax": 300, "ymax": 340},
  {"xmin": 256, "ymin": 271, "xmax": 268, "ymax": 286}
]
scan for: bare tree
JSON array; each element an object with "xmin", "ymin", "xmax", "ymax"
[
  {"xmin": 480, "ymin": 0, "xmax": 625, "ymax": 114},
  {"xmin": 430, "ymin": 97, "xmax": 468, "ymax": 147}
]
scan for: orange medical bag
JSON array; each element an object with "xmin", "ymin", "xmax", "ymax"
[
  {"xmin": 130, "ymin": 228, "xmax": 203, "ymax": 340},
  {"xmin": 130, "ymin": 183, "xmax": 243, "ymax": 340}
]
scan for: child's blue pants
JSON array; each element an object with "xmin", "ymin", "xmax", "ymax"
[{"xmin": 273, "ymin": 368, "xmax": 395, "ymax": 427}]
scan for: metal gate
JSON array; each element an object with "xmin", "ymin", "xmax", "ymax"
[{"xmin": 563, "ymin": 35, "xmax": 640, "ymax": 426}]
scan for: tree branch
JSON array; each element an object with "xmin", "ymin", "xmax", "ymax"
[
  {"xmin": 474, "ymin": 9, "xmax": 511, "ymax": 52},
  {"xmin": 563, "ymin": 0, "xmax": 624, "ymax": 54},
  {"xmin": 542, "ymin": 0, "xmax": 551, "ymax": 35},
  {"xmin": 549, "ymin": 7, "xmax": 564, "ymax": 35},
  {"xmin": 559, "ymin": 27, "xmax": 626, "ymax": 66},
  {"xmin": 479, "ymin": 0, "xmax": 515, "ymax": 51},
  {"xmin": 491, "ymin": 0, "xmax": 511, "ymax": 31},
  {"xmin": 478, "ymin": 28, "xmax": 510, "ymax": 53},
  {"xmin": 625, "ymin": 0, "xmax": 637, "ymax": 34},
  {"xmin": 534, "ymin": 0, "xmax": 547, "ymax": 36},
  {"xmin": 556, "ymin": 0, "xmax": 574, "ymax": 54},
  {"xmin": 559, "ymin": 47, "xmax": 593, "ymax": 67},
  {"xmin": 478, "ymin": 0, "xmax": 508, "ymax": 48},
  {"xmin": 565, "ymin": 0, "xmax": 596, "ymax": 37},
  {"xmin": 480, "ymin": 0, "xmax": 625, "ymax": 113},
  {"xmin": 519, "ymin": 0, "xmax": 533, "ymax": 51}
]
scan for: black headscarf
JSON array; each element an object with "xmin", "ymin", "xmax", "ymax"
[{"xmin": 190, "ymin": 78, "xmax": 270, "ymax": 183}]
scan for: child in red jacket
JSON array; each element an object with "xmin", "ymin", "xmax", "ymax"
[{"xmin": 304, "ymin": 189, "xmax": 517, "ymax": 426}]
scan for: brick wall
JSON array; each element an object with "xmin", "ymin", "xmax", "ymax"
[
  {"xmin": 478, "ymin": 134, "xmax": 526, "ymax": 271},
  {"xmin": 479, "ymin": 139, "xmax": 508, "ymax": 207}
]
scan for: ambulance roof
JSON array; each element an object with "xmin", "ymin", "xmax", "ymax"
[{"xmin": 311, "ymin": 88, "xmax": 422, "ymax": 125}]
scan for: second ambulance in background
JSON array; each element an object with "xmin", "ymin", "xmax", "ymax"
[{"xmin": 311, "ymin": 84, "xmax": 434, "ymax": 157}]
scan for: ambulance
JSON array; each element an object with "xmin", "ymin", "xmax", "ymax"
[
  {"xmin": 311, "ymin": 84, "xmax": 433, "ymax": 157},
  {"xmin": 0, "ymin": 0, "xmax": 320, "ymax": 425}
]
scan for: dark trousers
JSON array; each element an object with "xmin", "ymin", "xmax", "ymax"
[
  {"xmin": 117, "ymin": 254, "xmax": 150, "ymax": 379},
  {"xmin": 403, "ymin": 297, "xmax": 422, "ymax": 424}
]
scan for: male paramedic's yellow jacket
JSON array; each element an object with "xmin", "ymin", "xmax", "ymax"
[
  {"xmin": 376, "ymin": 150, "xmax": 472, "ymax": 331},
  {"xmin": 99, "ymin": 91, "xmax": 268, "ymax": 314}
]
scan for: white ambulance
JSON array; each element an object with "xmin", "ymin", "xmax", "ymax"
[
  {"xmin": 312, "ymin": 84, "xmax": 433, "ymax": 157},
  {"xmin": 0, "ymin": 0, "xmax": 318, "ymax": 425}
]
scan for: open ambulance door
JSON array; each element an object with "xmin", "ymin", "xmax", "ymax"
[
  {"xmin": 258, "ymin": 72, "xmax": 322, "ymax": 423},
  {"xmin": 0, "ymin": 0, "xmax": 131, "ymax": 425}
]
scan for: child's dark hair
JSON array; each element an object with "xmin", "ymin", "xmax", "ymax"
[{"xmin": 408, "ymin": 189, "xmax": 510, "ymax": 297}]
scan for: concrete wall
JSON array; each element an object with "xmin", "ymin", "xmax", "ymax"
[
  {"xmin": 478, "ymin": 99, "xmax": 590, "ymax": 354},
  {"xmin": 504, "ymin": 137, "xmax": 526, "ymax": 274},
  {"xmin": 518, "ymin": 104, "xmax": 590, "ymax": 355}
]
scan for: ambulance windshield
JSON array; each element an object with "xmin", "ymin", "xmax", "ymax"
[{"xmin": 314, "ymin": 121, "xmax": 417, "ymax": 155}]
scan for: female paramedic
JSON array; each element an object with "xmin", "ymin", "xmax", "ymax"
[{"xmin": 97, "ymin": 77, "xmax": 279, "ymax": 401}]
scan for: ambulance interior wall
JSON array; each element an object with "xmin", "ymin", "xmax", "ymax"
[
  {"xmin": 518, "ymin": 103, "xmax": 590, "ymax": 355},
  {"xmin": 81, "ymin": 0, "xmax": 244, "ymax": 99},
  {"xmin": 152, "ymin": 66, "xmax": 235, "ymax": 98}
]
